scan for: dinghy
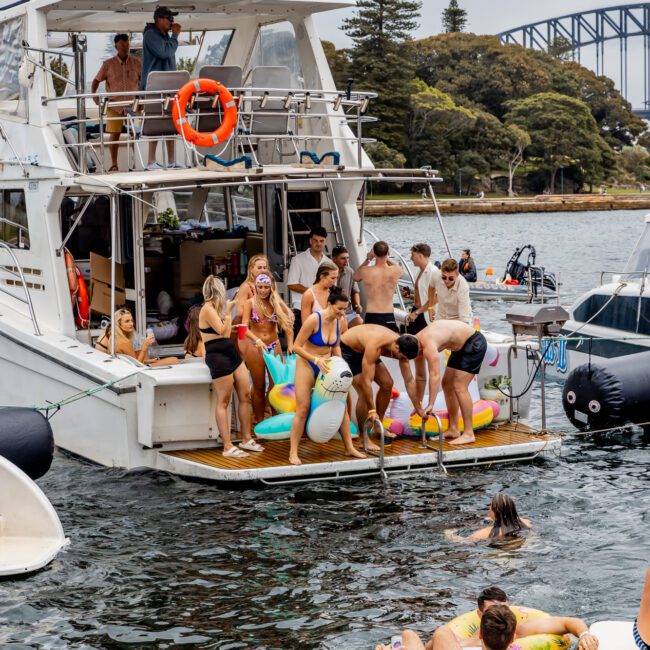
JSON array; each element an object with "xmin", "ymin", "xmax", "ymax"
[{"xmin": 0, "ymin": 454, "xmax": 67, "ymax": 577}]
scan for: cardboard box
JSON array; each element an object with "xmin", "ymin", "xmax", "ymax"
[{"xmin": 90, "ymin": 252, "xmax": 126, "ymax": 316}]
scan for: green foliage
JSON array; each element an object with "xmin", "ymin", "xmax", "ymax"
[
  {"xmin": 547, "ymin": 36, "xmax": 574, "ymax": 61},
  {"xmin": 365, "ymin": 141, "xmax": 406, "ymax": 168},
  {"xmin": 620, "ymin": 146, "xmax": 650, "ymax": 182},
  {"xmin": 49, "ymin": 58, "xmax": 69, "ymax": 97},
  {"xmin": 505, "ymin": 92, "xmax": 609, "ymax": 191},
  {"xmin": 321, "ymin": 40, "xmax": 351, "ymax": 88},
  {"xmin": 441, "ymin": 0, "xmax": 467, "ymax": 33},
  {"xmin": 157, "ymin": 208, "xmax": 180, "ymax": 230},
  {"xmin": 176, "ymin": 57, "xmax": 195, "ymax": 74},
  {"xmin": 343, "ymin": 0, "xmax": 421, "ymax": 152}
]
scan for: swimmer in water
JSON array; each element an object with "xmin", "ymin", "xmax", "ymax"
[{"xmin": 444, "ymin": 493, "xmax": 532, "ymax": 543}]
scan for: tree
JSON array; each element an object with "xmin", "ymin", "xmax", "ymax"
[
  {"xmin": 547, "ymin": 36, "xmax": 574, "ymax": 61},
  {"xmin": 442, "ymin": 0, "xmax": 467, "ymax": 33},
  {"xmin": 503, "ymin": 124, "xmax": 531, "ymax": 196},
  {"xmin": 49, "ymin": 58, "xmax": 69, "ymax": 97},
  {"xmin": 176, "ymin": 57, "xmax": 195, "ymax": 74},
  {"xmin": 505, "ymin": 92, "xmax": 608, "ymax": 192},
  {"xmin": 343, "ymin": 0, "xmax": 421, "ymax": 152},
  {"xmin": 321, "ymin": 40, "xmax": 351, "ymax": 88},
  {"xmin": 620, "ymin": 146, "xmax": 650, "ymax": 182}
]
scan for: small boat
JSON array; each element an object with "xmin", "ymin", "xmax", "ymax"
[
  {"xmin": 545, "ymin": 214, "xmax": 650, "ymax": 379},
  {"xmin": 0, "ymin": 454, "xmax": 67, "ymax": 577},
  {"xmin": 469, "ymin": 245, "xmax": 558, "ymax": 302}
]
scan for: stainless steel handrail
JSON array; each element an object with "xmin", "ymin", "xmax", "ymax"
[
  {"xmin": 362, "ymin": 418, "xmax": 388, "ymax": 482},
  {"xmin": 420, "ymin": 415, "xmax": 447, "ymax": 474},
  {"xmin": 0, "ymin": 241, "xmax": 42, "ymax": 336}
]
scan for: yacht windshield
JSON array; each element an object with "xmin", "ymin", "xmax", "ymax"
[{"xmin": 623, "ymin": 220, "xmax": 650, "ymax": 279}]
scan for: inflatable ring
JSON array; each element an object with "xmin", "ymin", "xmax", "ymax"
[
  {"xmin": 400, "ymin": 400, "xmax": 499, "ymax": 436},
  {"xmin": 448, "ymin": 606, "xmax": 571, "ymax": 650},
  {"xmin": 74, "ymin": 268, "xmax": 89, "ymax": 328},
  {"xmin": 172, "ymin": 78, "xmax": 237, "ymax": 148}
]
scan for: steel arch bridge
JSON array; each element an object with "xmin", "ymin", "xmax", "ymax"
[{"xmin": 498, "ymin": 3, "xmax": 650, "ymax": 118}]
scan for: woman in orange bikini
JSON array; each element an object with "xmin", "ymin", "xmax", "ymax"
[{"xmin": 241, "ymin": 274, "xmax": 294, "ymax": 424}]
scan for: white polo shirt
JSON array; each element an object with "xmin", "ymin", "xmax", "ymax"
[
  {"xmin": 287, "ymin": 249, "xmax": 332, "ymax": 310},
  {"xmin": 417, "ymin": 262, "xmax": 440, "ymax": 324}
]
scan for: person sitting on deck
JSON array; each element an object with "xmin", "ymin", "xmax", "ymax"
[
  {"xmin": 430, "ymin": 259, "xmax": 472, "ymax": 325},
  {"xmin": 354, "ymin": 240, "xmax": 404, "ymax": 333},
  {"xmin": 241, "ymin": 274, "xmax": 294, "ymax": 425},
  {"xmin": 287, "ymin": 287, "xmax": 366, "ymax": 466},
  {"xmin": 635, "ymin": 566, "xmax": 650, "ymax": 650},
  {"xmin": 183, "ymin": 306, "xmax": 205, "ymax": 359},
  {"xmin": 377, "ymin": 587, "xmax": 598, "ymax": 650},
  {"xmin": 91, "ymin": 34, "xmax": 141, "ymax": 172},
  {"xmin": 444, "ymin": 493, "xmax": 532, "ymax": 543},
  {"xmin": 97, "ymin": 308, "xmax": 179, "ymax": 366},
  {"xmin": 339, "ymin": 325, "xmax": 424, "ymax": 444},
  {"xmin": 417, "ymin": 320, "xmax": 487, "ymax": 446},
  {"xmin": 301, "ymin": 261, "xmax": 339, "ymax": 324}
]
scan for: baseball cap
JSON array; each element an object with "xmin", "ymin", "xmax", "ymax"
[{"xmin": 153, "ymin": 6, "xmax": 178, "ymax": 19}]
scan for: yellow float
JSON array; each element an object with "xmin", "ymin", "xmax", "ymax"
[{"xmin": 447, "ymin": 606, "xmax": 571, "ymax": 650}]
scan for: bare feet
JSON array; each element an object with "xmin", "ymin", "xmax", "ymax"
[
  {"xmin": 289, "ymin": 454, "xmax": 302, "ymax": 466},
  {"xmin": 449, "ymin": 432, "xmax": 476, "ymax": 445},
  {"xmin": 345, "ymin": 448, "xmax": 367, "ymax": 459},
  {"xmin": 443, "ymin": 428, "xmax": 461, "ymax": 440},
  {"xmin": 363, "ymin": 440, "xmax": 381, "ymax": 452}
]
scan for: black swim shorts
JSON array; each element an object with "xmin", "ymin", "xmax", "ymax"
[
  {"xmin": 406, "ymin": 310, "xmax": 428, "ymax": 335},
  {"xmin": 364, "ymin": 312, "xmax": 399, "ymax": 333},
  {"xmin": 340, "ymin": 341, "xmax": 383, "ymax": 377},
  {"xmin": 447, "ymin": 331, "xmax": 488, "ymax": 376}
]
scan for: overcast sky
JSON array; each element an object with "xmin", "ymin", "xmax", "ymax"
[{"xmin": 317, "ymin": 1, "xmax": 647, "ymax": 107}]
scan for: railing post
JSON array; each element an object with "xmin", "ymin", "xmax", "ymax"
[
  {"xmin": 362, "ymin": 418, "xmax": 387, "ymax": 482},
  {"xmin": 72, "ymin": 35, "xmax": 87, "ymax": 174},
  {"xmin": 420, "ymin": 415, "xmax": 447, "ymax": 474}
]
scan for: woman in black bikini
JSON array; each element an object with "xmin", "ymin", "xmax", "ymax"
[
  {"xmin": 241, "ymin": 274, "xmax": 294, "ymax": 424},
  {"xmin": 288, "ymin": 287, "xmax": 366, "ymax": 466},
  {"xmin": 183, "ymin": 307, "xmax": 205, "ymax": 359},
  {"xmin": 199, "ymin": 275, "xmax": 263, "ymax": 458}
]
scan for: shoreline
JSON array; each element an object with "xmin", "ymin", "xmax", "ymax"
[{"xmin": 360, "ymin": 193, "xmax": 650, "ymax": 215}]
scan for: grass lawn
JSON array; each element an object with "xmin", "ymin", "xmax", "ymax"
[{"xmin": 366, "ymin": 192, "xmax": 510, "ymax": 201}]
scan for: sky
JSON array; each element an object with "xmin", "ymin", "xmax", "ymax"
[{"xmin": 317, "ymin": 0, "xmax": 648, "ymax": 107}]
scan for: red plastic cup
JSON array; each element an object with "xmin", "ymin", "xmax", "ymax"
[{"xmin": 237, "ymin": 324, "xmax": 248, "ymax": 340}]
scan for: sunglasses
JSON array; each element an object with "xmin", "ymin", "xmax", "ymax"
[{"xmin": 441, "ymin": 275, "xmax": 455, "ymax": 281}]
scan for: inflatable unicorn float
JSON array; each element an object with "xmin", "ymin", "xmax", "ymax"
[
  {"xmin": 254, "ymin": 352, "xmax": 359, "ymax": 442},
  {"xmin": 253, "ymin": 341, "xmax": 503, "ymax": 442}
]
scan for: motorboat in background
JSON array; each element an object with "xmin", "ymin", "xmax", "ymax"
[{"xmin": 469, "ymin": 245, "xmax": 559, "ymax": 302}]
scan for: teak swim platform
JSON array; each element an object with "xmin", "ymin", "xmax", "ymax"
[{"xmin": 161, "ymin": 422, "xmax": 561, "ymax": 484}]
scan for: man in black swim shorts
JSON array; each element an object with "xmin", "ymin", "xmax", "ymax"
[{"xmin": 416, "ymin": 320, "xmax": 488, "ymax": 446}]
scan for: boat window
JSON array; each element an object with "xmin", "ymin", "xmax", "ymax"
[
  {"xmin": 194, "ymin": 30, "xmax": 234, "ymax": 73},
  {"xmin": 60, "ymin": 196, "xmax": 111, "ymax": 260},
  {"xmin": 0, "ymin": 17, "xmax": 27, "ymax": 117},
  {"xmin": 623, "ymin": 221, "xmax": 650, "ymax": 279},
  {"xmin": 573, "ymin": 294, "xmax": 649, "ymax": 334},
  {"xmin": 0, "ymin": 190, "xmax": 28, "ymax": 249},
  {"xmin": 248, "ymin": 22, "xmax": 304, "ymax": 88}
]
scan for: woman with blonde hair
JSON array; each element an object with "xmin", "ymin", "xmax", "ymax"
[
  {"xmin": 300, "ymin": 260, "xmax": 339, "ymax": 324},
  {"xmin": 235, "ymin": 254, "xmax": 269, "ymax": 321},
  {"xmin": 241, "ymin": 273, "xmax": 294, "ymax": 424},
  {"xmin": 200, "ymin": 275, "xmax": 262, "ymax": 458},
  {"xmin": 96, "ymin": 308, "xmax": 179, "ymax": 366}
]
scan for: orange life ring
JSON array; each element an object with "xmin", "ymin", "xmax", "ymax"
[
  {"xmin": 64, "ymin": 248, "xmax": 78, "ymax": 294},
  {"xmin": 74, "ymin": 268, "xmax": 89, "ymax": 328},
  {"xmin": 172, "ymin": 78, "xmax": 237, "ymax": 147}
]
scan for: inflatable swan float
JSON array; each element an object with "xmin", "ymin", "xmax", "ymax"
[{"xmin": 254, "ymin": 352, "xmax": 357, "ymax": 442}]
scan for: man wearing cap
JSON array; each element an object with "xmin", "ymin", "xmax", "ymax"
[{"xmin": 141, "ymin": 6, "xmax": 182, "ymax": 170}]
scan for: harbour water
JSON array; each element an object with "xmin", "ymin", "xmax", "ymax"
[{"xmin": 3, "ymin": 210, "xmax": 650, "ymax": 649}]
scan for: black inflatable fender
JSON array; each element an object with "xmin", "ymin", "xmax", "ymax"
[{"xmin": 0, "ymin": 407, "xmax": 54, "ymax": 479}]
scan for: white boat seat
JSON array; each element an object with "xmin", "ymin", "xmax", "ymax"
[
  {"xmin": 196, "ymin": 65, "xmax": 242, "ymax": 134},
  {"xmin": 249, "ymin": 65, "xmax": 292, "ymax": 136},
  {"xmin": 141, "ymin": 70, "xmax": 191, "ymax": 138}
]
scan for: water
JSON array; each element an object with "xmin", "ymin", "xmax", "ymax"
[{"xmin": 3, "ymin": 210, "xmax": 650, "ymax": 649}]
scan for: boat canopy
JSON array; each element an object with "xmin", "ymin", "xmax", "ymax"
[
  {"xmin": 15, "ymin": 0, "xmax": 354, "ymax": 31},
  {"xmin": 623, "ymin": 214, "xmax": 650, "ymax": 279}
]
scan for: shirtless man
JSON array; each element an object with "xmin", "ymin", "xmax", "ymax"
[
  {"xmin": 377, "ymin": 586, "xmax": 598, "ymax": 650},
  {"xmin": 354, "ymin": 241, "xmax": 404, "ymax": 333},
  {"xmin": 340, "ymin": 325, "xmax": 424, "ymax": 446},
  {"xmin": 417, "ymin": 320, "xmax": 487, "ymax": 445}
]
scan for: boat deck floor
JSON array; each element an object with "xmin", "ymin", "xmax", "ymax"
[{"xmin": 162, "ymin": 422, "xmax": 559, "ymax": 482}]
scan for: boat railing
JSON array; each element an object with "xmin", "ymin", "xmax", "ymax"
[
  {"xmin": 0, "ymin": 241, "xmax": 42, "ymax": 336},
  {"xmin": 599, "ymin": 270, "xmax": 650, "ymax": 289},
  {"xmin": 40, "ymin": 82, "xmax": 380, "ymax": 173}
]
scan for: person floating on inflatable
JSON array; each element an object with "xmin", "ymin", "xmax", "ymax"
[{"xmin": 376, "ymin": 586, "xmax": 598, "ymax": 650}]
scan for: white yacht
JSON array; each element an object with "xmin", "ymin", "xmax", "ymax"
[
  {"xmin": 545, "ymin": 214, "xmax": 650, "ymax": 378},
  {"xmin": 0, "ymin": 0, "xmax": 560, "ymax": 483}
]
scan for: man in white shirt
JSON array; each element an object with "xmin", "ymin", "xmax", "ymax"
[
  {"xmin": 407, "ymin": 243, "xmax": 440, "ymax": 403},
  {"xmin": 286, "ymin": 226, "xmax": 331, "ymax": 336},
  {"xmin": 431, "ymin": 258, "xmax": 472, "ymax": 324}
]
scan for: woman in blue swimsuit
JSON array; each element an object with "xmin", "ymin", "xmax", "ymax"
[
  {"xmin": 636, "ymin": 566, "xmax": 650, "ymax": 650},
  {"xmin": 288, "ymin": 287, "xmax": 366, "ymax": 466}
]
